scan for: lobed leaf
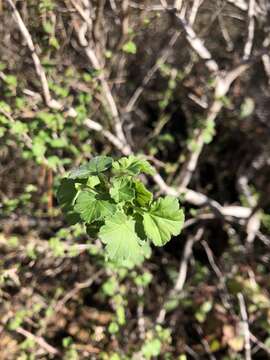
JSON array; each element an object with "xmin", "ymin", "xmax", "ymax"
[
  {"xmin": 74, "ymin": 190, "xmax": 116, "ymax": 223},
  {"xmin": 134, "ymin": 180, "xmax": 153, "ymax": 206},
  {"xmin": 143, "ymin": 196, "xmax": 184, "ymax": 246},
  {"xmin": 99, "ymin": 212, "xmax": 144, "ymax": 264},
  {"xmin": 56, "ymin": 178, "xmax": 77, "ymax": 210},
  {"xmin": 56, "ymin": 178, "xmax": 80, "ymax": 225},
  {"xmin": 110, "ymin": 177, "xmax": 135, "ymax": 203},
  {"xmin": 112, "ymin": 155, "xmax": 155, "ymax": 176},
  {"xmin": 69, "ymin": 156, "xmax": 113, "ymax": 179}
]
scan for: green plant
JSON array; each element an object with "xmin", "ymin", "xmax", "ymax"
[{"xmin": 57, "ymin": 155, "xmax": 184, "ymax": 266}]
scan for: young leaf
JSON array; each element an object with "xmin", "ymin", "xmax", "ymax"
[
  {"xmin": 99, "ymin": 212, "xmax": 144, "ymax": 264},
  {"xmin": 143, "ymin": 196, "xmax": 184, "ymax": 246},
  {"xmin": 74, "ymin": 190, "xmax": 116, "ymax": 223},
  {"xmin": 69, "ymin": 156, "xmax": 113, "ymax": 179},
  {"xmin": 112, "ymin": 155, "xmax": 155, "ymax": 176},
  {"xmin": 110, "ymin": 177, "xmax": 135, "ymax": 203},
  {"xmin": 87, "ymin": 175, "xmax": 100, "ymax": 188},
  {"xmin": 57, "ymin": 178, "xmax": 77, "ymax": 211},
  {"xmin": 134, "ymin": 180, "xmax": 153, "ymax": 206},
  {"xmin": 122, "ymin": 40, "xmax": 137, "ymax": 54}
]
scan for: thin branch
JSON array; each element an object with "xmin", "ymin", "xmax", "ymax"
[
  {"xmin": 175, "ymin": 228, "xmax": 204, "ymax": 292},
  {"xmin": 201, "ymin": 240, "xmax": 231, "ymax": 310},
  {"xmin": 137, "ymin": 286, "xmax": 146, "ymax": 340},
  {"xmin": 243, "ymin": 0, "xmax": 256, "ymax": 60},
  {"xmin": 262, "ymin": 36, "xmax": 270, "ymax": 84},
  {"xmin": 174, "ymin": 11, "xmax": 219, "ymax": 73},
  {"xmin": 84, "ymin": 118, "xmax": 130, "ymax": 155},
  {"xmin": 227, "ymin": 0, "xmax": 248, "ymax": 11},
  {"xmin": 125, "ymin": 31, "xmax": 180, "ymax": 113},
  {"xmin": 174, "ymin": 0, "xmax": 183, "ymax": 12},
  {"xmin": 84, "ymin": 118, "xmax": 252, "ymax": 220},
  {"xmin": 189, "ymin": 0, "xmax": 203, "ymax": 26},
  {"xmin": 196, "ymin": 324, "xmax": 217, "ymax": 360},
  {"xmin": 69, "ymin": 0, "xmax": 128, "ymax": 147},
  {"xmin": 177, "ymin": 64, "xmax": 249, "ymax": 189},
  {"xmin": 237, "ymin": 293, "xmax": 252, "ymax": 360},
  {"xmin": 5, "ymin": 0, "xmax": 61, "ymax": 109},
  {"xmin": 16, "ymin": 327, "xmax": 60, "ymax": 356},
  {"xmin": 156, "ymin": 228, "xmax": 204, "ymax": 324},
  {"xmin": 250, "ymin": 332, "xmax": 270, "ymax": 356},
  {"xmin": 54, "ymin": 270, "xmax": 103, "ymax": 312}
]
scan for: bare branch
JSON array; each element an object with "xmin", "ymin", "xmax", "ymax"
[
  {"xmin": 174, "ymin": 12, "xmax": 219, "ymax": 73},
  {"xmin": 5, "ymin": 0, "xmax": 61, "ymax": 109},
  {"xmin": 157, "ymin": 228, "xmax": 204, "ymax": 324},
  {"xmin": 237, "ymin": 293, "xmax": 252, "ymax": 360},
  {"xmin": 177, "ymin": 64, "xmax": 249, "ymax": 189},
  {"xmin": 16, "ymin": 327, "xmax": 60, "ymax": 356},
  {"xmin": 243, "ymin": 0, "xmax": 256, "ymax": 60},
  {"xmin": 125, "ymin": 31, "xmax": 180, "ymax": 113},
  {"xmin": 84, "ymin": 118, "xmax": 131, "ymax": 155},
  {"xmin": 69, "ymin": 0, "xmax": 128, "ymax": 147},
  {"xmin": 84, "ymin": 117, "xmax": 252, "ymax": 220},
  {"xmin": 189, "ymin": 0, "xmax": 203, "ymax": 26}
]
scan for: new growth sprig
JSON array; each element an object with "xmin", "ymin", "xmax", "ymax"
[{"xmin": 57, "ymin": 155, "xmax": 185, "ymax": 266}]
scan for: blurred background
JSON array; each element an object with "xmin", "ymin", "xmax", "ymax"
[{"xmin": 0, "ymin": 0, "xmax": 270, "ymax": 359}]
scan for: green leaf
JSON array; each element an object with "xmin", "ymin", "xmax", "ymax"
[
  {"xmin": 112, "ymin": 155, "xmax": 155, "ymax": 176},
  {"xmin": 108, "ymin": 322, "xmax": 119, "ymax": 334},
  {"xmin": 11, "ymin": 121, "xmax": 28, "ymax": 135},
  {"xmin": 4, "ymin": 74, "xmax": 17, "ymax": 87},
  {"xmin": 99, "ymin": 212, "xmax": 144, "ymax": 264},
  {"xmin": 43, "ymin": 21, "xmax": 54, "ymax": 34},
  {"xmin": 110, "ymin": 177, "xmax": 135, "ymax": 203},
  {"xmin": 49, "ymin": 137, "xmax": 67, "ymax": 148},
  {"xmin": 69, "ymin": 156, "xmax": 113, "ymax": 179},
  {"xmin": 87, "ymin": 175, "xmax": 100, "ymax": 188},
  {"xmin": 74, "ymin": 190, "xmax": 116, "ymax": 223},
  {"xmin": 49, "ymin": 36, "xmax": 60, "ymax": 49},
  {"xmin": 86, "ymin": 221, "xmax": 103, "ymax": 238},
  {"xmin": 56, "ymin": 178, "xmax": 80, "ymax": 225},
  {"xmin": 134, "ymin": 180, "xmax": 153, "ymax": 206},
  {"xmin": 143, "ymin": 196, "xmax": 184, "ymax": 246},
  {"xmin": 32, "ymin": 139, "xmax": 46, "ymax": 159},
  {"xmin": 122, "ymin": 40, "xmax": 137, "ymax": 54},
  {"xmin": 142, "ymin": 339, "xmax": 161, "ymax": 358},
  {"xmin": 57, "ymin": 178, "xmax": 77, "ymax": 211}
]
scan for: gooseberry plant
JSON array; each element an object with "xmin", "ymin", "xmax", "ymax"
[{"xmin": 57, "ymin": 155, "xmax": 184, "ymax": 266}]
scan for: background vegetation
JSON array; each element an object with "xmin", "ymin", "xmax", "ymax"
[{"xmin": 1, "ymin": 0, "xmax": 270, "ymax": 359}]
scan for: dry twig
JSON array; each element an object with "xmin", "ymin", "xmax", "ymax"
[
  {"xmin": 16, "ymin": 327, "xmax": 60, "ymax": 356},
  {"xmin": 243, "ymin": 0, "xmax": 256, "ymax": 60},
  {"xmin": 5, "ymin": 0, "xmax": 61, "ymax": 109},
  {"xmin": 237, "ymin": 293, "xmax": 252, "ymax": 360},
  {"xmin": 156, "ymin": 227, "xmax": 204, "ymax": 324}
]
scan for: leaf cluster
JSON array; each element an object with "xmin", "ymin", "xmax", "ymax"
[{"xmin": 57, "ymin": 155, "xmax": 184, "ymax": 265}]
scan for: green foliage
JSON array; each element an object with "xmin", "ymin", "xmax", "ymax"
[
  {"xmin": 112, "ymin": 155, "xmax": 155, "ymax": 176},
  {"xmin": 99, "ymin": 212, "xmax": 144, "ymax": 264},
  {"xmin": 69, "ymin": 156, "xmax": 113, "ymax": 179},
  {"xmin": 122, "ymin": 41, "xmax": 137, "ymax": 54},
  {"xmin": 143, "ymin": 196, "xmax": 185, "ymax": 246},
  {"xmin": 74, "ymin": 191, "xmax": 116, "ymax": 223},
  {"xmin": 57, "ymin": 155, "xmax": 184, "ymax": 265},
  {"xmin": 142, "ymin": 338, "xmax": 161, "ymax": 358},
  {"xmin": 202, "ymin": 118, "xmax": 216, "ymax": 144}
]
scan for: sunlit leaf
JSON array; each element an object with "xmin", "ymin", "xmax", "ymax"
[
  {"xmin": 69, "ymin": 156, "xmax": 113, "ymax": 179},
  {"xmin": 143, "ymin": 196, "xmax": 184, "ymax": 246},
  {"xmin": 99, "ymin": 212, "xmax": 144, "ymax": 264},
  {"xmin": 74, "ymin": 190, "xmax": 116, "ymax": 223}
]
